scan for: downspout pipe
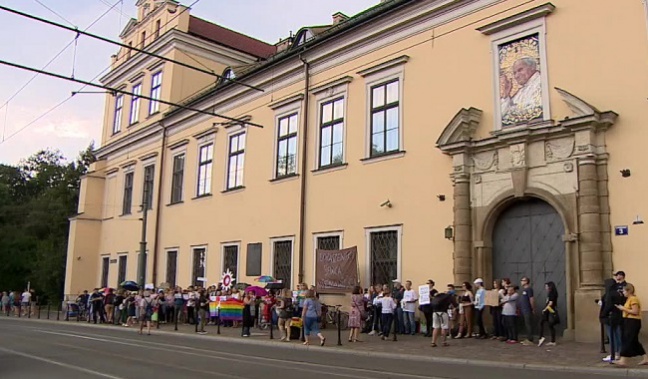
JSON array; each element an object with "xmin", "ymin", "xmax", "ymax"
[
  {"xmin": 151, "ymin": 124, "xmax": 167, "ymax": 286},
  {"xmin": 297, "ymin": 55, "xmax": 310, "ymax": 285}
]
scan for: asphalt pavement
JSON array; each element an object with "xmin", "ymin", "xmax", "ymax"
[{"xmin": 0, "ymin": 317, "xmax": 639, "ymax": 379}]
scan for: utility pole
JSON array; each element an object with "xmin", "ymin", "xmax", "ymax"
[{"xmin": 138, "ymin": 195, "xmax": 149, "ymax": 287}]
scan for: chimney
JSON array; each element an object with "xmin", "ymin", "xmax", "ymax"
[{"xmin": 332, "ymin": 12, "xmax": 349, "ymax": 25}]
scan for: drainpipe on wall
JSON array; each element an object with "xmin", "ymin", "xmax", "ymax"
[
  {"xmin": 151, "ymin": 124, "xmax": 167, "ymax": 286},
  {"xmin": 297, "ymin": 55, "xmax": 310, "ymax": 285}
]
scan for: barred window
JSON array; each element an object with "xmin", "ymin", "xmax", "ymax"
[
  {"xmin": 317, "ymin": 236, "xmax": 340, "ymax": 251},
  {"xmin": 192, "ymin": 248, "xmax": 206, "ymax": 287},
  {"xmin": 223, "ymin": 245, "xmax": 238, "ymax": 277},
  {"xmin": 166, "ymin": 251, "xmax": 177, "ymax": 287},
  {"xmin": 117, "ymin": 255, "xmax": 127, "ymax": 284},
  {"xmin": 273, "ymin": 241, "xmax": 292, "ymax": 289},
  {"xmin": 370, "ymin": 230, "xmax": 398, "ymax": 286}
]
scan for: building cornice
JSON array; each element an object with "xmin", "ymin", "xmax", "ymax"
[{"xmin": 476, "ymin": 2, "xmax": 555, "ymax": 35}]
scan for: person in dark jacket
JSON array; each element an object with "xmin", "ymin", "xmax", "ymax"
[{"xmin": 601, "ymin": 277, "xmax": 625, "ymax": 361}]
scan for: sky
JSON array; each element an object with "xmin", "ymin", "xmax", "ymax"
[{"xmin": 0, "ymin": 0, "xmax": 379, "ymax": 165}]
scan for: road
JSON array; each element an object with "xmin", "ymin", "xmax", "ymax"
[{"xmin": 0, "ymin": 318, "xmax": 631, "ymax": 379}]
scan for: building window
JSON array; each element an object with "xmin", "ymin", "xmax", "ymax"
[
  {"xmin": 149, "ymin": 72, "xmax": 162, "ymax": 115},
  {"xmin": 170, "ymin": 154, "xmax": 184, "ymax": 203},
  {"xmin": 192, "ymin": 247, "xmax": 206, "ymax": 287},
  {"xmin": 122, "ymin": 172, "xmax": 134, "ymax": 215},
  {"xmin": 319, "ymin": 98, "xmax": 344, "ymax": 167},
  {"xmin": 113, "ymin": 95, "xmax": 124, "ymax": 134},
  {"xmin": 273, "ymin": 240, "xmax": 292, "ymax": 289},
  {"xmin": 127, "ymin": 42, "xmax": 132, "ymax": 59},
  {"xmin": 317, "ymin": 235, "xmax": 341, "ymax": 251},
  {"xmin": 141, "ymin": 31, "xmax": 146, "ymax": 48},
  {"xmin": 223, "ymin": 68, "xmax": 236, "ymax": 82},
  {"xmin": 276, "ymin": 114, "xmax": 298, "ymax": 177},
  {"xmin": 142, "ymin": 165, "xmax": 154, "ymax": 209},
  {"xmin": 101, "ymin": 257, "xmax": 109, "ymax": 288},
  {"xmin": 196, "ymin": 144, "xmax": 213, "ymax": 196},
  {"xmin": 369, "ymin": 230, "xmax": 398, "ymax": 286},
  {"xmin": 155, "ymin": 20, "xmax": 161, "ymax": 39},
  {"xmin": 117, "ymin": 255, "xmax": 127, "ymax": 284},
  {"xmin": 223, "ymin": 245, "xmax": 239, "ymax": 277},
  {"xmin": 370, "ymin": 80, "xmax": 399, "ymax": 156},
  {"xmin": 227, "ymin": 133, "xmax": 245, "ymax": 189},
  {"xmin": 129, "ymin": 83, "xmax": 142, "ymax": 125},
  {"xmin": 166, "ymin": 250, "xmax": 177, "ymax": 287}
]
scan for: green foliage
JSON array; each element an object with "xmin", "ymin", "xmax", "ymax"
[{"xmin": 0, "ymin": 144, "xmax": 95, "ymax": 303}]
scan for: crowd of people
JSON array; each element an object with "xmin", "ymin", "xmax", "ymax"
[{"xmin": 5, "ymin": 271, "xmax": 646, "ymax": 366}]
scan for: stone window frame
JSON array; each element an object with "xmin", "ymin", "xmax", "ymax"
[
  {"xmin": 364, "ymin": 225, "xmax": 403, "ymax": 286},
  {"xmin": 486, "ymin": 18, "xmax": 552, "ymax": 131}
]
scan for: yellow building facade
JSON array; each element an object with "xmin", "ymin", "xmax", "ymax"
[{"xmin": 66, "ymin": 0, "xmax": 648, "ymax": 342}]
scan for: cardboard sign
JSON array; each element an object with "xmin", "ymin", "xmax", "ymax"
[
  {"xmin": 485, "ymin": 290, "xmax": 501, "ymax": 307},
  {"xmin": 315, "ymin": 247, "xmax": 358, "ymax": 293}
]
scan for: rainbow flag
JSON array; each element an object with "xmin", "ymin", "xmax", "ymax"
[
  {"xmin": 209, "ymin": 302, "xmax": 219, "ymax": 318},
  {"xmin": 218, "ymin": 298, "xmax": 244, "ymax": 321}
]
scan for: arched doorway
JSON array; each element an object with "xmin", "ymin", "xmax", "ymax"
[{"xmin": 492, "ymin": 198, "xmax": 567, "ymax": 335}]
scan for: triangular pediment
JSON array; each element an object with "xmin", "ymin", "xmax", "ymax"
[
  {"xmin": 436, "ymin": 107, "xmax": 482, "ymax": 153},
  {"xmin": 119, "ymin": 18, "xmax": 139, "ymax": 38}
]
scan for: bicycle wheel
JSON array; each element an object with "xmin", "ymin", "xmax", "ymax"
[{"xmin": 339, "ymin": 312, "xmax": 349, "ymax": 330}]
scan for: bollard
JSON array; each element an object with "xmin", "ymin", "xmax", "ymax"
[
  {"xmin": 217, "ymin": 315, "xmax": 221, "ymax": 335},
  {"xmin": 195, "ymin": 311, "xmax": 199, "ymax": 333},
  {"xmin": 392, "ymin": 313, "xmax": 398, "ymax": 341},
  {"xmin": 18, "ymin": 305, "xmax": 21, "ymax": 318},
  {"xmin": 600, "ymin": 322, "xmax": 607, "ymax": 354},
  {"xmin": 174, "ymin": 308, "xmax": 179, "ymax": 331},
  {"xmin": 65, "ymin": 304, "xmax": 69, "ymax": 321},
  {"xmin": 28, "ymin": 303, "xmax": 31, "ymax": 319},
  {"xmin": 337, "ymin": 311, "xmax": 342, "ymax": 346},
  {"xmin": 609, "ymin": 312, "xmax": 616, "ymax": 362},
  {"xmin": 37, "ymin": 304, "xmax": 41, "ymax": 319},
  {"xmin": 47, "ymin": 304, "xmax": 50, "ymax": 319},
  {"xmin": 269, "ymin": 318, "xmax": 274, "ymax": 340},
  {"xmin": 57, "ymin": 303, "xmax": 61, "ymax": 321}
]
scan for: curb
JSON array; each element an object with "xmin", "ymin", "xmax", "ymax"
[{"xmin": 6, "ymin": 317, "xmax": 648, "ymax": 377}]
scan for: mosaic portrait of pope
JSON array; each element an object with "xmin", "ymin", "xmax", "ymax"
[{"xmin": 499, "ymin": 34, "xmax": 543, "ymax": 126}]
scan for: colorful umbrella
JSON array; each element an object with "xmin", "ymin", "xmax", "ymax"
[
  {"xmin": 244, "ymin": 286, "xmax": 268, "ymax": 297},
  {"xmin": 256, "ymin": 275, "xmax": 275, "ymax": 283}
]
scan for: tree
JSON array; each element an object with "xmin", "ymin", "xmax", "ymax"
[{"xmin": 0, "ymin": 143, "xmax": 95, "ymax": 303}]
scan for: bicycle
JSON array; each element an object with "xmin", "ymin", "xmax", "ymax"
[{"xmin": 324, "ymin": 304, "xmax": 349, "ymax": 330}]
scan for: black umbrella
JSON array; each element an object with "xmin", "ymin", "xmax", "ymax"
[{"xmin": 120, "ymin": 281, "xmax": 140, "ymax": 291}]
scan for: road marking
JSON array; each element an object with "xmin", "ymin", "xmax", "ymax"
[
  {"xmin": 37, "ymin": 329, "xmax": 445, "ymax": 379},
  {"xmin": 0, "ymin": 346, "xmax": 126, "ymax": 379}
]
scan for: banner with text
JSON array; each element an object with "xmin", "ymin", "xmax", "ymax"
[{"xmin": 315, "ymin": 247, "xmax": 359, "ymax": 293}]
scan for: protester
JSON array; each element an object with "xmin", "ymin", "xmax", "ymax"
[
  {"xmin": 197, "ymin": 289, "xmax": 209, "ymax": 334},
  {"xmin": 302, "ymin": 290, "xmax": 325, "ymax": 346},
  {"xmin": 473, "ymin": 278, "xmax": 487, "ymax": 339},
  {"xmin": 614, "ymin": 283, "xmax": 648, "ymax": 367},
  {"xmin": 538, "ymin": 281, "xmax": 559, "ymax": 347},
  {"xmin": 348, "ymin": 286, "xmax": 366, "ymax": 342},
  {"xmin": 402, "ymin": 280, "xmax": 418, "ymax": 335},
  {"xmin": 519, "ymin": 277, "xmax": 535, "ymax": 346},
  {"xmin": 369, "ymin": 284, "xmax": 384, "ymax": 336},
  {"xmin": 104, "ymin": 289, "xmax": 115, "ymax": 324},
  {"xmin": 502, "ymin": 285, "xmax": 519, "ymax": 344},
  {"xmin": 242, "ymin": 291, "xmax": 254, "ymax": 337},
  {"xmin": 392, "ymin": 279, "xmax": 405, "ymax": 334},
  {"xmin": 491, "ymin": 279, "xmax": 505, "ymax": 340},
  {"xmin": 380, "ymin": 289, "xmax": 397, "ymax": 340},
  {"xmin": 276, "ymin": 289, "xmax": 293, "ymax": 342},
  {"xmin": 456, "ymin": 282, "xmax": 474, "ymax": 339},
  {"xmin": 420, "ymin": 280, "xmax": 437, "ymax": 337},
  {"xmin": 430, "ymin": 285, "xmax": 458, "ymax": 347},
  {"xmin": 139, "ymin": 291, "xmax": 153, "ymax": 335}
]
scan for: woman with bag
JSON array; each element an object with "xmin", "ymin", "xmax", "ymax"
[
  {"xmin": 276, "ymin": 289, "xmax": 293, "ymax": 342},
  {"xmin": 538, "ymin": 281, "xmax": 559, "ymax": 347},
  {"xmin": 348, "ymin": 286, "xmax": 366, "ymax": 342},
  {"xmin": 614, "ymin": 283, "xmax": 648, "ymax": 367},
  {"xmin": 302, "ymin": 290, "xmax": 326, "ymax": 346}
]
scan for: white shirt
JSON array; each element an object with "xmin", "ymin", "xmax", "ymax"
[
  {"xmin": 21, "ymin": 292, "xmax": 31, "ymax": 303},
  {"xmin": 403, "ymin": 289, "xmax": 419, "ymax": 313},
  {"xmin": 380, "ymin": 297, "xmax": 396, "ymax": 314}
]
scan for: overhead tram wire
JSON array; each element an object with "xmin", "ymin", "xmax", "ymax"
[
  {"xmin": 0, "ymin": 0, "xmax": 121, "ymax": 113},
  {"xmin": 34, "ymin": 0, "xmax": 76, "ymax": 28},
  {"xmin": 0, "ymin": 0, "xmax": 202, "ymax": 144},
  {"xmin": 0, "ymin": 59, "xmax": 264, "ymax": 128},
  {"xmin": 0, "ymin": 4, "xmax": 263, "ymax": 93}
]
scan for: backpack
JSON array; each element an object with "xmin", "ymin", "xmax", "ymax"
[
  {"xmin": 430, "ymin": 293, "xmax": 451, "ymax": 311},
  {"xmin": 144, "ymin": 299, "xmax": 153, "ymax": 317}
]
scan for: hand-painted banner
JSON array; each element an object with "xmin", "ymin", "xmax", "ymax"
[
  {"xmin": 315, "ymin": 246, "xmax": 358, "ymax": 293},
  {"xmin": 217, "ymin": 298, "xmax": 244, "ymax": 321}
]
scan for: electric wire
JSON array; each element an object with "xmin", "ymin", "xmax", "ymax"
[
  {"xmin": 0, "ymin": 4, "xmax": 263, "ymax": 92},
  {"xmin": 34, "ymin": 0, "xmax": 76, "ymax": 28}
]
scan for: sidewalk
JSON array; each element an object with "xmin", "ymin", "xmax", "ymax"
[{"xmin": 7, "ymin": 314, "xmax": 648, "ymax": 377}]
